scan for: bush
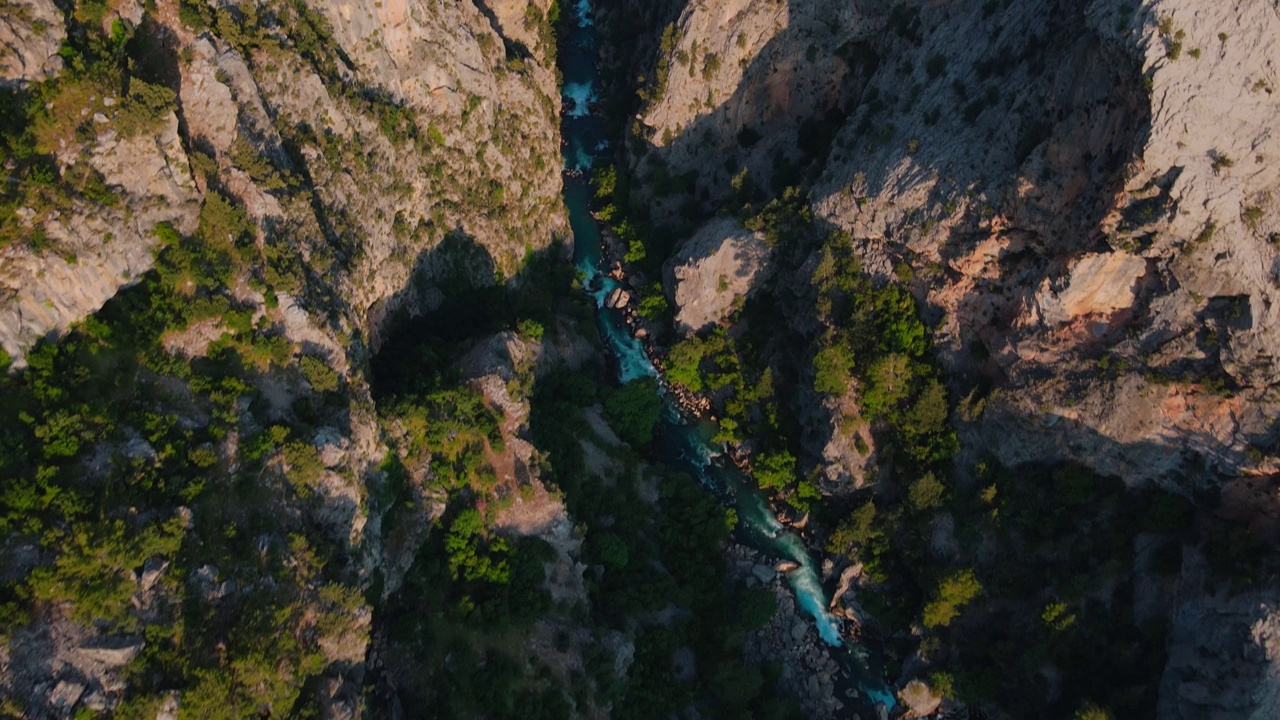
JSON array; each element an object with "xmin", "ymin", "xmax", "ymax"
[
  {"xmin": 282, "ymin": 440, "xmax": 324, "ymax": 494},
  {"xmin": 517, "ymin": 318, "xmax": 545, "ymax": 341},
  {"xmin": 198, "ymin": 191, "xmax": 253, "ymax": 249},
  {"xmin": 1073, "ymin": 703, "xmax": 1115, "ymax": 720}
]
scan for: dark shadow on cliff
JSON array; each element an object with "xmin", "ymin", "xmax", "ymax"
[
  {"xmin": 368, "ymin": 229, "xmax": 573, "ymax": 399},
  {"xmin": 934, "ymin": 413, "xmax": 1279, "ymax": 717}
]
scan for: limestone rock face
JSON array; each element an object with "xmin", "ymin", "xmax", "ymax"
[
  {"xmin": 634, "ymin": 0, "xmax": 862, "ymax": 212},
  {"xmin": 0, "ymin": 0, "xmax": 571, "ymax": 713},
  {"xmin": 1037, "ymin": 252, "xmax": 1150, "ymax": 325},
  {"xmin": 0, "ymin": 0, "xmax": 568, "ymax": 366},
  {"xmin": 1159, "ymin": 545, "xmax": 1280, "ymax": 720},
  {"xmin": 0, "ymin": 111, "xmax": 200, "ymax": 365},
  {"xmin": 0, "ymin": 0, "xmax": 65, "ymax": 86},
  {"xmin": 665, "ymin": 216, "xmax": 773, "ymax": 335}
]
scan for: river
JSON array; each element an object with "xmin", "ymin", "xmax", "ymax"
[{"xmin": 556, "ymin": 1, "xmax": 896, "ymax": 716}]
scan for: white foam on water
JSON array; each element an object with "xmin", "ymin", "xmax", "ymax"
[
  {"xmin": 788, "ymin": 568, "xmax": 845, "ymax": 646},
  {"xmin": 574, "ymin": 0, "xmax": 593, "ymax": 26},
  {"xmin": 562, "ymin": 81, "xmax": 596, "ymax": 117}
]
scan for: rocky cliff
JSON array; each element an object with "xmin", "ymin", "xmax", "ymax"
[
  {"xmin": 619, "ymin": 0, "xmax": 1280, "ymax": 716},
  {"xmin": 0, "ymin": 0, "xmax": 567, "ymax": 366},
  {"xmin": 0, "ymin": 0, "xmax": 567, "ymax": 715},
  {"xmin": 636, "ymin": 0, "xmax": 1280, "ymax": 492}
]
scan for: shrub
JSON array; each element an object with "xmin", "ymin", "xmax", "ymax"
[
  {"xmin": 1073, "ymin": 702, "xmax": 1115, "ymax": 720},
  {"xmin": 517, "ymin": 318, "xmax": 545, "ymax": 342},
  {"xmin": 1210, "ymin": 152, "xmax": 1235, "ymax": 174},
  {"xmin": 1243, "ymin": 205, "xmax": 1264, "ymax": 230},
  {"xmin": 198, "ymin": 191, "xmax": 253, "ymax": 249},
  {"xmin": 282, "ymin": 440, "xmax": 324, "ymax": 494}
]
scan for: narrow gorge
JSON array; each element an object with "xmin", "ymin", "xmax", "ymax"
[{"xmin": 2, "ymin": 0, "xmax": 1280, "ymax": 719}]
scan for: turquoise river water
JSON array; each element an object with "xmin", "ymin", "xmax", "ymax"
[{"xmin": 557, "ymin": 1, "xmax": 895, "ymax": 715}]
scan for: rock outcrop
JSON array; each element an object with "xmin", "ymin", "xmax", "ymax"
[
  {"xmin": 0, "ymin": 0, "xmax": 568, "ymax": 365},
  {"xmin": 0, "ymin": 111, "xmax": 200, "ymax": 366},
  {"xmin": 665, "ymin": 216, "xmax": 773, "ymax": 335},
  {"xmin": 1159, "ymin": 548, "xmax": 1280, "ymax": 720}
]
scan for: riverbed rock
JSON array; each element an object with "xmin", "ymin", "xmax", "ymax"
[
  {"xmin": 752, "ymin": 564, "xmax": 776, "ymax": 584},
  {"xmin": 665, "ymin": 217, "xmax": 774, "ymax": 335},
  {"xmin": 605, "ymin": 287, "xmax": 631, "ymax": 309}
]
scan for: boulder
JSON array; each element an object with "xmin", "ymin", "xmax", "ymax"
[
  {"xmin": 899, "ymin": 678, "xmax": 943, "ymax": 718},
  {"xmin": 604, "ymin": 287, "xmax": 631, "ymax": 309},
  {"xmin": 751, "ymin": 564, "xmax": 776, "ymax": 584}
]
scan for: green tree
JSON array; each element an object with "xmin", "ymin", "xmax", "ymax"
[
  {"xmin": 907, "ymin": 379, "xmax": 949, "ymax": 434},
  {"xmin": 826, "ymin": 503, "xmax": 877, "ymax": 556},
  {"xmin": 665, "ymin": 338, "xmax": 707, "ymax": 392},
  {"xmin": 298, "ymin": 355, "xmax": 339, "ymax": 393},
  {"xmin": 592, "ymin": 532, "xmax": 629, "ymax": 570},
  {"xmin": 812, "ymin": 343, "xmax": 852, "ymax": 395},
  {"xmin": 861, "ymin": 353, "xmax": 915, "ymax": 419},
  {"xmin": 603, "ymin": 377, "xmax": 662, "ymax": 448},
  {"xmin": 922, "ymin": 569, "xmax": 982, "ymax": 628},
  {"xmin": 754, "ymin": 450, "xmax": 796, "ymax": 491}
]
